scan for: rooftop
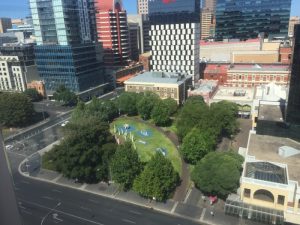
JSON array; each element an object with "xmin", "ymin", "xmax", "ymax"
[
  {"xmin": 200, "ymin": 38, "xmax": 260, "ymax": 46},
  {"xmin": 192, "ymin": 80, "xmax": 218, "ymax": 94},
  {"xmin": 258, "ymin": 104, "xmax": 284, "ymax": 122},
  {"xmin": 247, "ymin": 134, "xmax": 300, "ymax": 183},
  {"xmin": 228, "ymin": 64, "xmax": 290, "ymax": 72},
  {"xmin": 212, "ymin": 87, "xmax": 254, "ymax": 104},
  {"xmin": 124, "ymin": 71, "xmax": 190, "ymax": 85}
]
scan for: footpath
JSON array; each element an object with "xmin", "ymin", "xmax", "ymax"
[{"xmin": 19, "ymin": 142, "xmax": 263, "ymax": 225}]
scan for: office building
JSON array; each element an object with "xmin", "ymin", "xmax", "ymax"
[
  {"xmin": 286, "ymin": 24, "xmax": 300, "ymax": 125},
  {"xmin": 95, "ymin": 0, "xmax": 130, "ymax": 66},
  {"xmin": 139, "ymin": 52, "xmax": 151, "ymax": 71},
  {"xmin": 137, "ymin": 0, "xmax": 148, "ymax": 15},
  {"xmin": 128, "ymin": 14, "xmax": 151, "ymax": 55},
  {"xmin": 0, "ymin": 18, "xmax": 12, "ymax": 33},
  {"xmin": 215, "ymin": 0, "xmax": 292, "ymax": 41},
  {"xmin": 289, "ymin": 16, "xmax": 300, "ymax": 37},
  {"xmin": 125, "ymin": 71, "xmax": 192, "ymax": 104},
  {"xmin": 0, "ymin": 33, "xmax": 18, "ymax": 46},
  {"xmin": 0, "ymin": 44, "xmax": 38, "ymax": 92},
  {"xmin": 30, "ymin": 0, "xmax": 105, "ymax": 93},
  {"xmin": 7, "ymin": 24, "xmax": 34, "ymax": 43},
  {"xmin": 200, "ymin": 9, "xmax": 215, "ymax": 40},
  {"xmin": 149, "ymin": 0, "xmax": 200, "ymax": 83},
  {"xmin": 128, "ymin": 21, "xmax": 139, "ymax": 61},
  {"xmin": 202, "ymin": 0, "xmax": 216, "ymax": 11}
]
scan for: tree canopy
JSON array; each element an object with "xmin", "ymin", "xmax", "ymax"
[
  {"xmin": 0, "ymin": 92, "xmax": 35, "ymax": 127},
  {"xmin": 151, "ymin": 100, "xmax": 171, "ymax": 126},
  {"xmin": 163, "ymin": 98, "xmax": 178, "ymax": 116},
  {"xmin": 53, "ymin": 85, "xmax": 78, "ymax": 106},
  {"xmin": 23, "ymin": 88, "xmax": 43, "ymax": 102},
  {"xmin": 117, "ymin": 92, "xmax": 141, "ymax": 116},
  {"xmin": 137, "ymin": 92, "xmax": 159, "ymax": 120},
  {"xmin": 191, "ymin": 151, "xmax": 244, "ymax": 199},
  {"xmin": 180, "ymin": 128, "xmax": 216, "ymax": 164},
  {"xmin": 110, "ymin": 142, "xmax": 143, "ymax": 190},
  {"xmin": 133, "ymin": 152, "xmax": 179, "ymax": 201},
  {"xmin": 43, "ymin": 116, "xmax": 117, "ymax": 183}
]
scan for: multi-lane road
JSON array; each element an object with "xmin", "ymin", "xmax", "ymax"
[{"xmin": 4, "ymin": 89, "xmax": 203, "ymax": 225}]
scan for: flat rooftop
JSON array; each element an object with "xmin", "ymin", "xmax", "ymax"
[
  {"xmin": 212, "ymin": 87, "xmax": 254, "ymax": 104},
  {"xmin": 258, "ymin": 104, "xmax": 284, "ymax": 122},
  {"xmin": 228, "ymin": 64, "xmax": 290, "ymax": 72},
  {"xmin": 248, "ymin": 134, "xmax": 300, "ymax": 183},
  {"xmin": 124, "ymin": 71, "xmax": 190, "ymax": 85}
]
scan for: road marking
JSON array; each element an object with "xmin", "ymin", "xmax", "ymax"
[
  {"xmin": 129, "ymin": 210, "xmax": 141, "ymax": 215},
  {"xmin": 171, "ymin": 201, "xmax": 179, "ymax": 214},
  {"xmin": 20, "ymin": 180, "xmax": 30, "ymax": 184},
  {"xmin": 89, "ymin": 199, "xmax": 100, "ymax": 204},
  {"xmin": 19, "ymin": 199, "xmax": 104, "ymax": 225},
  {"xmin": 199, "ymin": 208, "xmax": 206, "ymax": 222},
  {"xmin": 80, "ymin": 206, "xmax": 92, "ymax": 212},
  {"xmin": 42, "ymin": 196, "xmax": 55, "ymax": 200},
  {"xmin": 52, "ymin": 189, "xmax": 62, "ymax": 193},
  {"xmin": 6, "ymin": 150, "xmax": 27, "ymax": 158},
  {"xmin": 122, "ymin": 219, "xmax": 136, "ymax": 224},
  {"xmin": 183, "ymin": 188, "xmax": 192, "ymax": 203}
]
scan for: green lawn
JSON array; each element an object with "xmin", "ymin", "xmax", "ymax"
[{"xmin": 111, "ymin": 117, "xmax": 182, "ymax": 174}]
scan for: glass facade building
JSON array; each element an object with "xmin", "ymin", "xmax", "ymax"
[
  {"xmin": 148, "ymin": 0, "xmax": 200, "ymax": 84},
  {"xmin": 215, "ymin": 0, "xmax": 291, "ymax": 40},
  {"xmin": 286, "ymin": 24, "xmax": 300, "ymax": 125},
  {"xmin": 29, "ymin": 0, "xmax": 105, "ymax": 93}
]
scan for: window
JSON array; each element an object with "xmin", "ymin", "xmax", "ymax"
[
  {"xmin": 244, "ymin": 189, "xmax": 251, "ymax": 198},
  {"xmin": 277, "ymin": 195, "xmax": 285, "ymax": 205}
]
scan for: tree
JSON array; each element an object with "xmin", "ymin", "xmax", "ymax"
[
  {"xmin": 0, "ymin": 92, "xmax": 35, "ymax": 127},
  {"xmin": 117, "ymin": 92, "xmax": 141, "ymax": 116},
  {"xmin": 43, "ymin": 116, "xmax": 117, "ymax": 183},
  {"xmin": 53, "ymin": 85, "xmax": 78, "ymax": 106},
  {"xmin": 133, "ymin": 152, "xmax": 179, "ymax": 201},
  {"xmin": 163, "ymin": 98, "xmax": 178, "ymax": 116},
  {"xmin": 191, "ymin": 151, "xmax": 244, "ymax": 199},
  {"xmin": 110, "ymin": 142, "xmax": 142, "ymax": 190},
  {"xmin": 151, "ymin": 100, "xmax": 170, "ymax": 126},
  {"xmin": 180, "ymin": 128, "xmax": 216, "ymax": 164},
  {"xmin": 176, "ymin": 96, "xmax": 208, "ymax": 141},
  {"xmin": 137, "ymin": 92, "xmax": 159, "ymax": 120},
  {"xmin": 23, "ymin": 88, "xmax": 43, "ymax": 102}
]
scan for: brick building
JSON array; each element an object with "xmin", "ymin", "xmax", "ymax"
[
  {"xmin": 203, "ymin": 64, "xmax": 228, "ymax": 85},
  {"xmin": 27, "ymin": 80, "xmax": 46, "ymax": 97}
]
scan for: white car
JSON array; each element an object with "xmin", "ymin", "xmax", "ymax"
[
  {"xmin": 61, "ymin": 121, "xmax": 69, "ymax": 127},
  {"xmin": 5, "ymin": 145, "xmax": 13, "ymax": 150}
]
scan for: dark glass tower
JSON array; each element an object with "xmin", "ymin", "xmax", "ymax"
[
  {"xmin": 215, "ymin": 0, "xmax": 291, "ymax": 40},
  {"xmin": 286, "ymin": 24, "xmax": 300, "ymax": 125},
  {"xmin": 148, "ymin": 0, "xmax": 200, "ymax": 83},
  {"xmin": 30, "ymin": 0, "xmax": 105, "ymax": 93}
]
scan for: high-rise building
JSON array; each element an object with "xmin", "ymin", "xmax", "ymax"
[
  {"xmin": 29, "ymin": 0, "xmax": 105, "ymax": 93},
  {"xmin": 0, "ymin": 18, "xmax": 12, "ymax": 33},
  {"xmin": 149, "ymin": 0, "xmax": 200, "ymax": 83},
  {"xmin": 200, "ymin": 9, "xmax": 215, "ymax": 40},
  {"xmin": 286, "ymin": 24, "xmax": 300, "ymax": 125},
  {"xmin": 127, "ymin": 14, "xmax": 150, "ymax": 55},
  {"xmin": 202, "ymin": 0, "xmax": 216, "ymax": 11},
  {"xmin": 137, "ymin": 0, "xmax": 148, "ymax": 15},
  {"xmin": 95, "ymin": 0, "xmax": 130, "ymax": 66},
  {"xmin": 288, "ymin": 16, "xmax": 300, "ymax": 37},
  {"xmin": 215, "ymin": 0, "xmax": 292, "ymax": 41},
  {"xmin": 128, "ymin": 22, "xmax": 139, "ymax": 61}
]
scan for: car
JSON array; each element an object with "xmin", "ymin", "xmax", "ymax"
[
  {"xmin": 61, "ymin": 120, "xmax": 69, "ymax": 127},
  {"xmin": 5, "ymin": 145, "xmax": 13, "ymax": 150}
]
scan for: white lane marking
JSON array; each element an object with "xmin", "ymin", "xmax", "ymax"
[
  {"xmin": 122, "ymin": 219, "xmax": 136, "ymax": 224},
  {"xmin": 89, "ymin": 199, "xmax": 100, "ymax": 204},
  {"xmin": 183, "ymin": 188, "xmax": 192, "ymax": 203},
  {"xmin": 171, "ymin": 201, "xmax": 179, "ymax": 214},
  {"xmin": 80, "ymin": 206, "xmax": 92, "ymax": 212},
  {"xmin": 129, "ymin": 210, "xmax": 141, "ymax": 215},
  {"xmin": 20, "ymin": 199, "xmax": 104, "ymax": 225},
  {"xmin": 21, "ymin": 209, "xmax": 32, "ymax": 215},
  {"xmin": 52, "ymin": 189, "xmax": 62, "ymax": 193},
  {"xmin": 199, "ymin": 208, "xmax": 206, "ymax": 222},
  {"xmin": 42, "ymin": 196, "xmax": 55, "ymax": 200},
  {"xmin": 6, "ymin": 151, "xmax": 27, "ymax": 157}
]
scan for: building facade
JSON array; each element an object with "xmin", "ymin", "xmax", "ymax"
[
  {"xmin": 286, "ymin": 24, "xmax": 300, "ymax": 125},
  {"xmin": 202, "ymin": 0, "xmax": 216, "ymax": 11},
  {"xmin": 149, "ymin": 0, "xmax": 200, "ymax": 83},
  {"xmin": 200, "ymin": 9, "xmax": 215, "ymax": 40},
  {"xmin": 215, "ymin": 0, "xmax": 291, "ymax": 40},
  {"xmin": 288, "ymin": 16, "xmax": 300, "ymax": 37},
  {"xmin": 124, "ymin": 71, "xmax": 192, "ymax": 104},
  {"xmin": 27, "ymin": 80, "xmax": 46, "ymax": 97},
  {"xmin": 137, "ymin": 0, "xmax": 148, "ymax": 15},
  {"xmin": 0, "ymin": 18, "xmax": 12, "ymax": 33},
  {"xmin": 128, "ymin": 20, "xmax": 140, "ymax": 61},
  {"xmin": 95, "ymin": 0, "xmax": 130, "ymax": 66},
  {"xmin": 0, "ymin": 44, "xmax": 38, "ymax": 92},
  {"xmin": 30, "ymin": 0, "xmax": 105, "ymax": 93},
  {"xmin": 139, "ymin": 52, "xmax": 151, "ymax": 71}
]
